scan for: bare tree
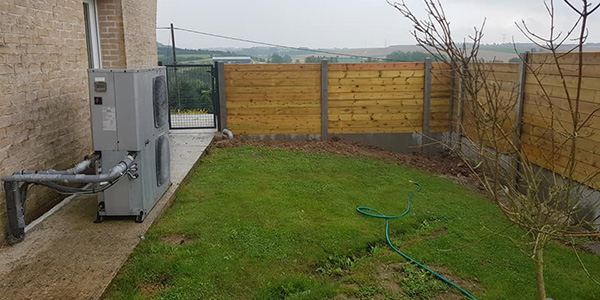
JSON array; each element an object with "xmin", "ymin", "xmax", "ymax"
[{"xmin": 389, "ymin": 0, "xmax": 600, "ymax": 299}]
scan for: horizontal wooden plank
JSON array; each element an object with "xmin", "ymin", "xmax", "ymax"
[
  {"xmin": 226, "ymin": 78, "xmax": 320, "ymax": 87},
  {"xmin": 228, "ymin": 107, "xmax": 320, "ymax": 116},
  {"xmin": 224, "ymin": 63, "xmax": 321, "ymax": 72},
  {"xmin": 328, "ymin": 70, "xmax": 425, "ymax": 79},
  {"xmin": 229, "ymin": 115, "xmax": 320, "ymax": 122},
  {"xmin": 328, "ymin": 91, "xmax": 448, "ymax": 101},
  {"xmin": 227, "ymin": 100, "xmax": 320, "ymax": 109},
  {"xmin": 522, "ymin": 143, "xmax": 600, "ymax": 188},
  {"xmin": 522, "ymin": 134, "xmax": 600, "ymax": 168},
  {"xmin": 524, "ymin": 73, "xmax": 600, "ymax": 90},
  {"xmin": 481, "ymin": 72, "xmax": 520, "ymax": 83},
  {"xmin": 329, "ymin": 99, "xmax": 423, "ymax": 107},
  {"xmin": 328, "ymin": 77, "xmax": 425, "ymax": 86},
  {"xmin": 478, "ymin": 63, "xmax": 520, "ymax": 73},
  {"xmin": 524, "ymin": 83, "xmax": 600, "ymax": 103},
  {"xmin": 528, "ymin": 52, "xmax": 600, "ymax": 66},
  {"xmin": 226, "ymin": 86, "xmax": 321, "ymax": 94},
  {"xmin": 524, "ymin": 94, "xmax": 600, "ymax": 115},
  {"xmin": 329, "ymin": 105, "xmax": 450, "ymax": 115},
  {"xmin": 522, "ymin": 123, "xmax": 600, "ymax": 156},
  {"xmin": 227, "ymin": 92, "xmax": 320, "ymax": 101},
  {"xmin": 225, "ymin": 71, "xmax": 320, "ymax": 80},
  {"xmin": 329, "ymin": 85, "xmax": 429, "ymax": 93},
  {"xmin": 329, "ymin": 112, "xmax": 449, "ymax": 122},
  {"xmin": 523, "ymin": 102, "xmax": 600, "ymax": 131},
  {"xmin": 329, "ymin": 126, "xmax": 418, "ymax": 134},
  {"xmin": 229, "ymin": 126, "xmax": 320, "ymax": 135},
  {"xmin": 527, "ymin": 63, "xmax": 600, "ymax": 78},
  {"xmin": 329, "ymin": 63, "xmax": 424, "ymax": 71},
  {"xmin": 521, "ymin": 114, "xmax": 599, "ymax": 143}
]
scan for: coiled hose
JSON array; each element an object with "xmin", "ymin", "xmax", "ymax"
[{"xmin": 357, "ymin": 181, "xmax": 477, "ymax": 299}]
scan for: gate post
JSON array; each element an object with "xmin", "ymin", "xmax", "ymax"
[{"xmin": 217, "ymin": 62, "xmax": 227, "ymax": 131}]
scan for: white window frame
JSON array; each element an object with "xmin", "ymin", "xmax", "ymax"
[{"xmin": 83, "ymin": 0, "xmax": 102, "ymax": 69}]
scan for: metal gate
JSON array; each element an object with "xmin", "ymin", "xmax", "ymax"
[{"xmin": 165, "ymin": 64, "xmax": 218, "ymax": 129}]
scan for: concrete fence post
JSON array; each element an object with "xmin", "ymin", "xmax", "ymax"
[
  {"xmin": 454, "ymin": 65, "xmax": 464, "ymax": 149},
  {"xmin": 320, "ymin": 60, "xmax": 329, "ymax": 141},
  {"xmin": 423, "ymin": 58, "xmax": 432, "ymax": 135},
  {"xmin": 511, "ymin": 52, "xmax": 529, "ymax": 182},
  {"xmin": 217, "ymin": 62, "xmax": 227, "ymax": 131},
  {"xmin": 422, "ymin": 58, "xmax": 433, "ymax": 151}
]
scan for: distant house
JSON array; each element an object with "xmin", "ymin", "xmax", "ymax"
[
  {"xmin": 337, "ymin": 57, "xmax": 366, "ymax": 63},
  {"xmin": 0, "ymin": 0, "xmax": 158, "ymax": 244},
  {"xmin": 212, "ymin": 57, "xmax": 252, "ymax": 64}
]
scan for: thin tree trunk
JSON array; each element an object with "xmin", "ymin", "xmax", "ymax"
[{"xmin": 535, "ymin": 246, "xmax": 547, "ymax": 300}]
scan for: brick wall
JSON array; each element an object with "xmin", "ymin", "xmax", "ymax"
[
  {"xmin": 0, "ymin": 0, "xmax": 157, "ymax": 244},
  {"xmin": 97, "ymin": 0, "xmax": 127, "ymax": 68},
  {"xmin": 97, "ymin": 0, "xmax": 158, "ymax": 69},
  {"xmin": 122, "ymin": 0, "xmax": 158, "ymax": 68}
]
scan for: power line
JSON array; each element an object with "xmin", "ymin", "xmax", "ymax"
[{"xmin": 156, "ymin": 26, "xmax": 390, "ymax": 61}]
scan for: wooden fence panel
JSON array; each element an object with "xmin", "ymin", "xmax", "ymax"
[
  {"xmin": 225, "ymin": 64, "xmax": 321, "ymax": 135},
  {"xmin": 328, "ymin": 62, "xmax": 431, "ymax": 134},
  {"xmin": 461, "ymin": 63, "xmax": 520, "ymax": 153},
  {"xmin": 521, "ymin": 52, "xmax": 600, "ymax": 187}
]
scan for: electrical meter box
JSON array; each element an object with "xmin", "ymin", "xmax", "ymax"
[{"xmin": 88, "ymin": 68, "xmax": 170, "ymax": 222}]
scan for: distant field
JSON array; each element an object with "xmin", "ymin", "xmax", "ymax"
[{"xmin": 158, "ymin": 53, "xmax": 212, "ymax": 65}]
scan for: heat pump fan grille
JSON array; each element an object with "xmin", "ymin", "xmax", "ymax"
[
  {"xmin": 153, "ymin": 75, "xmax": 168, "ymax": 128},
  {"xmin": 155, "ymin": 133, "xmax": 170, "ymax": 187}
]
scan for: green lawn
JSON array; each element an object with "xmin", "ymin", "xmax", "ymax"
[{"xmin": 104, "ymin": 146, "xmax": 600, "ymax": 300}]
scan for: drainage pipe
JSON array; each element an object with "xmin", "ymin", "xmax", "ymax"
[{"xmin": 222, "ymin": 129, "xmax": 233, "ymax": 140}]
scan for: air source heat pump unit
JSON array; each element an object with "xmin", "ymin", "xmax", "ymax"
[{"xmin": 88, "ymin": 68, "xmax": 170, "ymax": 222}]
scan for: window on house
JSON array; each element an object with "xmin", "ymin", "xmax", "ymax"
[{"xmin": 83, "ymin": 0, "xmax": 101, "ymax": 69}]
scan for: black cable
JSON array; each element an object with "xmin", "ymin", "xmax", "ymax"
[
  {"xmin": 157, "ymin": 26, "xmax": 392, "ymax": 61},
  {"xmin": 35, "ymin": 172, "xmax": 128, "ymax": 195}
]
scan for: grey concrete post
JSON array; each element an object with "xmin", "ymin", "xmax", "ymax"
[
  {"xmin": 423, "ymin": 58, "xmax": 432, "ymax": 137},
  {"xmin": 513, "ymin": 52, "xmax": 529, "ymax": 150},
  {"xmin": 320, "ymin": 60, "xmax": 329, "ymax": 141},
  {"xmin": 454, "ymin": 65, "xmax": 464, "ymax": 149},
  {"xmin": 511, "ymin": 52, "xmax": 529, "ymax": 182},
  {"xmin": 217, "ymin": 62, "xmax": 227, "ymax": 130}
]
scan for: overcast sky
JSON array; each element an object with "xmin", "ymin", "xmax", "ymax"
[{"xmin": 156, "ymin": 0, "xmax": 600, "ymax": 49}]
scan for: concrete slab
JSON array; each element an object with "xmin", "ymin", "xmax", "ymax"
[{"xmin": 0, "ymin": 130, "xmax": 214, "ymax": 300}]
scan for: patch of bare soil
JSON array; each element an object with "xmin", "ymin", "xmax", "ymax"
[
  {"xmin": 421, "ymin": 227, "xmax": 449, "ymax": 239},
  {"xmin": 139, "ymin": 275, "xmax": 170, "ymax": 298},
  {"xmin": 215, "ymin": 139, "xmax": 474, "ymax": 183},
  {"xmin": 375, "ymin": 262, "xmax": 404, "ymax": 293},
  {"xmin": 160, "ymin": 234, "xmax": 194, "ymax": 245},
  {"xmin": 430, "ymin": 265, "xmax": 481, "ymax": 298}
]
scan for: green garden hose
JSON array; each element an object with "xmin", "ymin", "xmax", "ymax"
[{"xmin": 357, "ymin": 181, "xmax": 477, "ymax": 300}]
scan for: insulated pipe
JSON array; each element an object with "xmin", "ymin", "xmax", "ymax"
[
  {"xmin": 2, "ymin": 154, "xmax": 135, "ymax": 184},
  {"xmin": 16, "ymin": 154, "xmax": 99, "ymax": 176},
  {"xmin": 2, "ymin": 154, "xmax": 135, "ymax": 243}
]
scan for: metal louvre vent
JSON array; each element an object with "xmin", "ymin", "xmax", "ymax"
[
  {"xmin": 155, "ymin": 133, "xmax": 170, "ymax": 187},
  {"xmin": 153, "ymin": 75, "xmax": 168, "ymax": 128}
]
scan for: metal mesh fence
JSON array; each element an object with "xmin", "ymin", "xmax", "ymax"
[{"xmin": 166, "ymin": 65, "xmax": 216, "ymax": 129}]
